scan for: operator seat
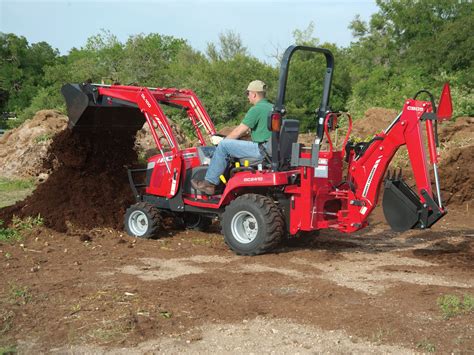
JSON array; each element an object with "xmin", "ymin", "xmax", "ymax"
[{"xmin": 238, "ymin": 118, "xmax": 300, "ymax": 169}]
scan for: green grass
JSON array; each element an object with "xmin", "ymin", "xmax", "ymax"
[
  {"xmin": 416, "ymin": 339, "xmax": 436, "ymax": 353},
  {"xmin": 34, "ymin": 133, "xmax": 53, "ymax": 143},
  {"xmin": 0, "ymin": 178, "xmax": 35, "ymax": 192},
  {"xmin": 0, "ymin": 178, "xmax": 36, "ymax": 208},
  {"xmin": 0, "ymin": 345, "xmax": 17, "ymax": 355},
  {"xmin": 0, "ymin": 215, "xmax": 44, "ymax": 243},
  {"xmin": 7, "ymin": 283, "xmax": 31, "ymax": 305},
  {"xmin": 437, "ymin": 294, "xmax": 474, "ymax": 319}
]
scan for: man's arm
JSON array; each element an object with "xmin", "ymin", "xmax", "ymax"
[{"xmin": 226, "ymin": 123, "xmax": 250, "ymax": 139}]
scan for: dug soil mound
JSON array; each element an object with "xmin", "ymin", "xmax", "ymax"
[
  {"xmin": 351, "ymin": 108, "xmax": 398, "ymax": 138},
  {"xmin": 439, "ymin": 144, "xmax": 473, "ymax": 205},
  {"xmin": 0, "ymin": 110, "xmax": 68, "ymax": 179},
  {"xmin": 0, "ymin": 127, "xmax": 139, "ymax": 232},
  {"xmin": 135, "ymin": 118, "xmax": 189, "ymax": 158},
  {"xmin": 0, "ymin": 107, "xmax": 192, "ymax": 232}
]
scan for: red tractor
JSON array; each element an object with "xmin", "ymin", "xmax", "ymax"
[{"xmin": 62, "ymin": 45, "xmax": 453, "ymax": 255}]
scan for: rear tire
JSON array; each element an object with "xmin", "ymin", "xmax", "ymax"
[
  {"xmin": 124, "ymin": 202, "xmax": 162, "ymax": 239},
  {"xmin": 221, "ymin": 194, "xmax": 285, "ymax": 256}
]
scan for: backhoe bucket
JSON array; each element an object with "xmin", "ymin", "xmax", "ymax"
[
  {"xmin": 61, "ymin": 83, "xmax": 145, "ymax": 131},
  {"xmin": 382, "ymin": 178, "xmax": 423, "ymax": 232}
]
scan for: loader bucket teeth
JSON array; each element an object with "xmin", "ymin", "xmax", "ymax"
[
  {"xmin": 382, "ymin": 179, "xmax": 422, "ymax": 232},
  {"xmin": 61, "ymin": 83, "xmax": 146, "ymax": 131}
]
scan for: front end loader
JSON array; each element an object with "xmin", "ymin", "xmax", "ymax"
[{"xmin": 61, "ymin": 45, "xmax": 453, "ymax": 256}]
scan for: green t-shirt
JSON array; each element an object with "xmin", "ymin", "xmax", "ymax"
[{"xmin": 241, "ymin": 98, "xmax": 273, "ymax": 143}]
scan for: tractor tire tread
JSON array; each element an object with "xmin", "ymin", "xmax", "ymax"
[
  {"xmin": 124, "ymin": 202, "xmax": 162, "ymax": 239},
  {"xmin": 222, "ymin": 193, "xmax": 284, "ymax": 256}
]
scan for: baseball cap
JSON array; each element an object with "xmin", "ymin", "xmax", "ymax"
[{"xmin": 247, "ymin": 80, "xmax": 267, "ymax": 92}]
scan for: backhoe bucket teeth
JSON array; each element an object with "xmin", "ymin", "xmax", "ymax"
[
  {"xmin": 382, "ymin": 179, "xmax": 423, "ymax": 232},
  {"xmin": 61, "ymin": 83, "xmax": 145, "ymax": 131}
]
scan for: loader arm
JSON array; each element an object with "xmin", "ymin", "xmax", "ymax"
[{"xmin": 61, "ymin": 83, "xmax": 216, "ymax": 147}]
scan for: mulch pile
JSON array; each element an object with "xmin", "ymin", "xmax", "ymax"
[
  {"xmin": 0, "ymin": 127, "xmax": 138, "ymax": 232},
  {"xmin": 0, "ymin": 110, "xmax": 68, "ymax": 179}
]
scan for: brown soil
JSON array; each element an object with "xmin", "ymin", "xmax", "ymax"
[
  {"xmin": 0, "ymin": 127, "xmax": 138, "ymax": 232},
  {"xmin": 0, "ymin": 209, "xmax": 472, "ymax": 353},
  {"xmin": 351, "ymin": 107, "xmax": 399, "ymax": 138},
  {"xmin": 439, "ymin": 144, "xmax": 474, "ymax": 205},
  {"xmin": 135, "ymin": 118, "xmax": 189, "ymax": 158}
]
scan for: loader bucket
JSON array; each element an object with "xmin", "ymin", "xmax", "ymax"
[
  {"xmin": 382, "ymin": 178, "xmax": 423, "ymax": 232},
  {"xmin": 61, "ymin": 83, "xmax": 146, "ymax": 131}
]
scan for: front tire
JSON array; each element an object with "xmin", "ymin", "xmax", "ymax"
[
  {"xmin": 221, "ymin": 194, "xmax": 285, "ymax": 255},
  {"xmin": 124, "ymin": 202, "xmax": 162, "ymax": 239}
]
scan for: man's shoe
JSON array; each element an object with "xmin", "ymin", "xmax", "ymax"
[{"xmin": 191, "ymin": 179, "xmax": 216, "ymax": 195}]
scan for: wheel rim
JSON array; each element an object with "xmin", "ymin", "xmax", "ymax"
[
  {"xmin": 128, "ymin": 210, "xmax": 149, "ymax": 236},
  {"xmin": 231, "ymin": 211, "xmax": 258, "ymax": 244}
]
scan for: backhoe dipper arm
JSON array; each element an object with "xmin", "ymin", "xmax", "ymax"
[{"xmin": 346, "ymin": 98, "xmax": 445, "ymax": 232}]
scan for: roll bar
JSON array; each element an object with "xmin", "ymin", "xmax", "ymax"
[{"xmin": 270, "ymin": 45, "xmax": 335, "ymax": 171}]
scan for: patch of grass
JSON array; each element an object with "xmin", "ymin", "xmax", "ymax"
[
  {"xmin": 0, "ymin": 215, "xmax": 43, "ymax": 243},
  {"xmin": 34, "ymin": 133, "xmax": 53, "ymax": 143},
  {"xmin": 191, "ymin": 237, "xmax": 212, "ymax": 246},
  {"xmin": 0, "ymin": 178, "xmax": 36, "ymax": 208},
  {"xmin": 7, "ymin": 283, "xmax": 31, "ymax": 305},
  {"xmin": 0, "ymin": 310, "xmax": 15, "ymax": 335},
  {"xmin": 159, "ymin": 311, "xmax": 172, "ymax": 319},
  {"xmin": 0, "ymin": 345, "xmax": 17, "ymax": 355},
  {"xmin": 88, "ymin": 316, "xmax": 136, "ymax": 343},
  {"xmin": 437, "ymin": 294, "xmax": 474, "ymax": 319},
  {"xmin": 417, "ymin": 339, "xmax": 436, "ymax": 353},
  {"xmin": 0, "ymin": 178, "xmax": 35, "ymax": 192}
]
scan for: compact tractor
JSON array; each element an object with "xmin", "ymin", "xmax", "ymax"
[{"xmin": 62, "ymin": 45, "xmax": 453, "ymax": 255}]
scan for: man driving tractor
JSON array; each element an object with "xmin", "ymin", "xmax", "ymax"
[{"xmin": 191, "ymin": 80, "xmax": 273, "ymax": 195}]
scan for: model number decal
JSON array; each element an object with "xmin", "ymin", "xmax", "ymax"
[
  {"xmin": 362, "ymin": 156, "xmax": 382, "ymax": 198},
  {"xmin": 243, "ymin": 177, "xmax": 263, "ymax": 182},
  {"xmin": 407, "ymin": 106, "xmax": 424, "ymax": 112},
  {"xmin": 141, "ymin": 93, "xmax": 152, "ymax": 108}
]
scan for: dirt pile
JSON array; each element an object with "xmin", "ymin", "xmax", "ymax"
[
  {"xmin": 438, "ymin": 117, "xmax": 473, "ymax": 205},
  {"xmin": 135, "ymin": 118, "xmax": 189, "ymax": 158},
  {"xmin": 351, "ymin": 107, "xmax": 399, "ymax": 138},
  {"xmin": 0, "ymin": 126, "xmax": 139, "ymax": 232},
  {"xmin": 439, "ymin": 144, "xmax": 473, "ymax": 205},
  {"xmin": 0, "ymin": 110, "xmax": 68, "ymax": 179}
]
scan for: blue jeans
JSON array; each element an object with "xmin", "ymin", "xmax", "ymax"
[{"xmin": 205, "ymin": 139, "xmax": 265, "ymax": 185}]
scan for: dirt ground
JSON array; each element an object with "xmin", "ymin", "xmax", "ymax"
[
  {"xmin": 0, "ymin": 208, "xmax": 472, "ymax": 353},
  {"xmin": 0, "ymin": 108, "xmax": 473, "ymax": 353}
]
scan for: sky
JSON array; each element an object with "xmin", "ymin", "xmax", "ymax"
[{"xmin": 0, "ymin": 0, "xmax": 378, "ymax": 63}]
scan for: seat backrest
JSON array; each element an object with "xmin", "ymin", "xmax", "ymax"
[{"xmin": 279, "ymin": 119, "xmax": 299, "ymax": 168}]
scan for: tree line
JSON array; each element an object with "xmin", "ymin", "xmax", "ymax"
[{"xmin": 0, "ymin": 0, "xmax": 472, "ymax": 132}]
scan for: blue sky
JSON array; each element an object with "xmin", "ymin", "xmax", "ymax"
[{"xmin": 1, "ymin": 0, "xmax": 377, "ymax": 63}]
